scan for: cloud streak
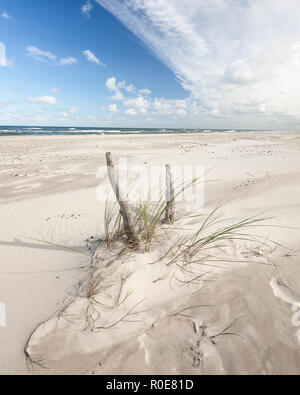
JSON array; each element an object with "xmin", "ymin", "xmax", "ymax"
[
  {"xmin": 26, "ymin": 46, "xmax": 56, "ymax": 63},
  {"xmin": 83, "ymin": 49, "xmax": 105, "ymax": 66},
  {"xmin": 59, "ymin": 57, "xmax": 78, "ymax": 66},
  {"xmin": 26, "ymin": 46, "xmax": 78, "ymax": 66},
  {"xmin": 96, "ymin": 0, "xmax": 300, "ymax": 126}
]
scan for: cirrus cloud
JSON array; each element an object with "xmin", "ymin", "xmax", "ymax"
[{"xmin": 96, "ymin": 0, "xmax": 300, "ymax": 127}]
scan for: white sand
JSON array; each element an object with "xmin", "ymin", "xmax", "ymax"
[{"xmin": 1, "ymin": 131, "xmax": 300, "ymax": 374}]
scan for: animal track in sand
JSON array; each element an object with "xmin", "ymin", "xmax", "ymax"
[
  {"xmin": 190, "ymin": 342, "xmax": 204, "ymax": 368},
  {"xmin": 233, "ymin": 173, "xmax": 271, "ymax": 192},
  {"xmin": 45, "ymin": 213, "xmax": 86, "ymax": 221},
  {"xmin": 187, "ymin": 322, "xmax": 225, "ymax": 373},
  {"xmin": 241, "ymin": 248, "xmax": 264, "ymax": 259}
]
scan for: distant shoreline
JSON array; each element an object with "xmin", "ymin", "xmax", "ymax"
[{"xmin": 0, "ymin": 126, "xmax": 296, "ymax": 137}]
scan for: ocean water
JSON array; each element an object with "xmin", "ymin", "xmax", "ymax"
[{"xmin": 0, "ymin": 126, "xmax": 245, "ymax": 136}]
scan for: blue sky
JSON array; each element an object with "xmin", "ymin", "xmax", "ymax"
[{"xmin": 1, "ymin": 0, "xmax": 300, "ymax": 129}]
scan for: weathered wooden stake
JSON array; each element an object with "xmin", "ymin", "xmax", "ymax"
[
  {"xmin": 164, "ymin": 164, "xmax": 175, "ymax": 224},
  {"xmin": 106, "ymin": 152, "xmax": 139, "ymax": 249}
]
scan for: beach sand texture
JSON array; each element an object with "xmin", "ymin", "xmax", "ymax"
[{"xmin": 1, "ymin": 131, "xmax": 300, "ymax": 375}]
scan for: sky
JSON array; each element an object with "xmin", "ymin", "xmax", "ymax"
[{"xmin": 1, "ymin": 0, "xmax": 300, "ymax": 129}]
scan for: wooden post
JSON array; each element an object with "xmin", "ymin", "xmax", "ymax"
[
  {"xmin": 164, "ymin": 164, "xmax": 175, "ymax": 224},
  {"xmin": 106, "ymin": 152, "xmax": 139, "ymax": 249}
]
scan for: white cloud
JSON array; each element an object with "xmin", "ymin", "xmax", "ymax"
[
  {"xmin": 152, "ymin": 97, "xmax": 187, "ymax": 115},
  {"xmin": 105, "ymin": 76, "xmax": 193, "ymax": 118},
  {"xmin": 105, "ymin": 77, "xmax": 138, "ymax": 95},
  {"xmin": 177, "ymin": 108, "xmax": 187, "ymax": 116},
  {"xmin": 125, "ymin": 108, "xmax": 137, "ymax": 116},
  {"xmin": 27, "ymin": 96, "xmax": 58, "ymax": 105},
  {"xmin": 26, "ymin": 46, "xmax": 77, "ymax": 66},
  {"xmin": 26, "ymin": 46, "xmax": 57, "ymax": 63},
  {"xmin": 105, "ymin": 77, "xmax": 118, "ymax": 92},
  {"xmin": 139, "ymin": 89, "xmax": 152, "ymax": 95},
  {"xmin": 1, "ymin": 11, "xmax": 11, "ymax": 20},
  {"xmin": 96, "ymin": 0, "xmax": 300, "ymax": 127},
  {"xmin": 83, "ymin": 50, "xmax": 105, "ymax": 66},
  {"xmin": 81, "ymin": 1, "xmax": 93, "ymax": 17},
  {"xmin": 210, "ymin": 109, "xmax": 220, "ymax": 117},
  {"xmin": 50, "ymin": 88, "xmax": 60, "ymax": 94},
  {"xmin": 110, "ymin": 91, "xmax": 124, "ymax": 101},
  {"xmin": 109, "ymin": 104, "xmax": 118, "ymax": 113},
  {"xmin": 124, "ymin": 84, "xmax": 136, "ymax": 93},
  {"xmin": 60, "ymin": 57, "xmax": 78, "ymax": 66},
  {"xmin": 123, "ymin": 96, "xmax": 150, "ymax": 114}
]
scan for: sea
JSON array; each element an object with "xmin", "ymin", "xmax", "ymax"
[{"xmin": 0, "ymin": 126, "xmax": 248, "ymax": 136}]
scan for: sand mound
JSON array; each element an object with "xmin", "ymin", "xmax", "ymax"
[{"xmin": 25, "ymin": 210, "xmax": 300, "ymax": 375}]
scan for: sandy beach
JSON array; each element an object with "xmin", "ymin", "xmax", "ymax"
[{"xmin": 1, "ymin": 131, "xmax": 300, "ymax": 375}]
